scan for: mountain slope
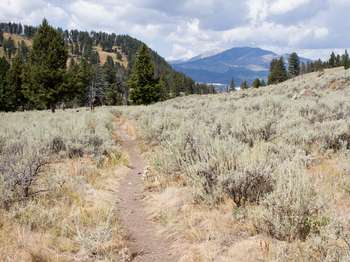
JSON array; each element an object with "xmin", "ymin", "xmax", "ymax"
[
  {"xmin": 172, "ymin": 47, "xmax": 311, "ymax": 85},
  {"xmin": 0, "ymin": 22, "xmax": 198, "ymax": 99}
]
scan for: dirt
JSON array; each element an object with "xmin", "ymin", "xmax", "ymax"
[{"xmin": 115, "ymin": 118, "xmax": 178, "ymax": 262}]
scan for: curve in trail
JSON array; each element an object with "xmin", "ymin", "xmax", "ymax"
[{"xmin": 116, "ymin": 118, "xmax": 177, "ymax": 262}]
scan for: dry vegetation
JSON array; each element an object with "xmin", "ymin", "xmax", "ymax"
[
  {"xmin": 1, "ymin": 32, "xmax": 127, "ymax": 68},
  {"xmin": 123, "ymin": 67, "xmax": 350, "ymax": 261},
  {"xmin": 0, "ymin": 107, "xmax": 129, "ymax": 261}
]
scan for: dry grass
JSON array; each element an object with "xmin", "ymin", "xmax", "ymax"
[
  {"xmin": 95, "ymin": 45, "xmax": 128, "ymax": 68},
  {"xmin": 0, "ymin": 33, "xmax": 128, "ymax": 68},
  {"xmin": 0, "ymin": 107, "xmax": 130, "ymax": 261},
  {"xmin": 122, "ymin": 67, "xmax": 350, "ymax": 261},
  {"xmin": 3, "ymin": 32, "xmax": 33, "ymax": 47}
]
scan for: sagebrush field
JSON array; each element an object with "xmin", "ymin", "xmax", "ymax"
[
  {"xmin": 123, "ymin": 67, "xmax": 350, "ymax": 261},
  {"xmin": 1, "ymin": 67, "xmax": 350, "ymax": 261},
  {"xmin": 0, "ymin": 107, "xmax": 129, "ymax": 261}
]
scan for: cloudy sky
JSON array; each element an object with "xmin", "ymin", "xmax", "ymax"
[{"xmin": 0, "ymin": 0, "xmax": 349, "ymax": 60}]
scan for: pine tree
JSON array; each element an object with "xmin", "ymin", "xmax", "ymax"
[
  {"xmin": 329, "ymin": 52, "xmax": 336, "ymax": 68},
  {"xmin": 0, "ymin": 57, "xmax": 10, "ymax": 111},
  {"xmin": 240, "ymin": 80, "xmax": 249, "ymax": 90},
  {"xmin": 5, "ymin": 55, "xmax": 26, "ymax": 110},
  {"xmin": 268, "ymin": 57, "xmax": 288, "ymax": 85},
  {"xmin": 252, "ymin": 78, "xmax": 261, "ymax": 88},
  {"xmin": 61, "ymin": 59, "xmax": 90, "ymax": 107},
  {"xmin": 336, "ymin": 54, "xmax": 341, "ymax": 66},
  {"xmin": 22, "ymin": 19, "xmax": 68, "ymax": 112},
  {"xmin": 18, "ymin": 40, "xmax": 29, "ymax": 62},
  {"xmin": 260, "ymin": 79, "xmax": 266, "ymax": 86},
  {"xmin": 0, "ymin": 31, "xmax": 3, "ymax": 46},
  {"xmin": 128, "ymin": 44, "xmax": 160, "ymax": 105},
  {"xmin": 288, "ymin": 52, "xmax": 300, "ymax": 77},
  {"xmin": 229, "ymin": 78, "xmax": 236, "ymax": 92},
  {"xmin": 342, "ymin": 50, "xmax": 350, "ymax": 70}
]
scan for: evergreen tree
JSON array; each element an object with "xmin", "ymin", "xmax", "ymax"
[
  {"xmin": 128, "ymin": 44, "xmax": 160, "ymax": 105},
  {"xmin": 0, "ymin": 57, "xmax": 10, "ymax": 111},
  {"xmin": 18, "ymin": 40, "xmax": 29, "ymax": 62},
  {"xmin": 229, "ymin": 78, "xmax": 236, "ymax": 92},
  {"xmin": 342, "ymin": 50, "xmax": 350, "ymax": 70},
  {"xmin": 336, "ymin": 54, "xmax": 341, "ymax": 66},
  {"xmin": 288, "ymin": 52, "xmax": 300, "ymax": 77},
  {"xmin": 260, "ymin": 79, "xmax": 266, "ymax": 86},
  {"xmin": 0, "ymin": 31, "xmax": 3, "ymax": 46},
  {"xmin": 22, "ymin": 19, "xmax": 68, "ymax": 112},
  {"xmin": 240, "ymin": 80, "xmax": 249, "ymax": 90},
  {"xmin": 329, "ymin": 52, "xmax": 336, "ymax": 68},
  {"xmin": 268, "ymin": 57, "xmax": 288, "ymax": 85},
  {"xmin": 5, "ymin": 55, "xmax": 26, "ymax": 110},
  {"xmin": 61, "ymin": 59, "xmax": 90, "ymax": 107},
  {"xmin": 252, "ymin": 78, "xmax": 261, "ymax": 88}
]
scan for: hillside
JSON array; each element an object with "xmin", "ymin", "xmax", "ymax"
[
  {"xmin": 1, "ymin": 64, "xmax": 350, "ymax": 260},
  {"xmin": 0, "ymin": 22, "xmax": 198, "ymax": 100},
  {"xmin": 121, "ymin": 67, "xmax": 350, "ymax": 261},
  {"xmin": 172, "ymin": 47, "xmax": 312, "ymax": 85}
]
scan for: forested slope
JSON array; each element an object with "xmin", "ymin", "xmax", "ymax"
[{"xmin": 0, "ymin": 22, "xmax": 214, "ymax": 111}]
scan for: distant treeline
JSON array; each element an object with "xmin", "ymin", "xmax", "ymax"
[
  {"xmin": 267, "ymin": 51, "xmax": 350, "ymax": 86},
  {"xmin": 0, "ymin": 21, "xmax": 215, "ymax": 112},
  {"xmin": 228, "ymin": 50, "xmax": 350, "ymax": 90}
]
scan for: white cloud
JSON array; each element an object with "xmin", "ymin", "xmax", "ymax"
[
  {"xmin": 0, "ymin": 0, "xmax": 348, "ymax": 60},
  {"xmin": 270, "ymin": 0, "xmax": 311, "ymax": 15}
]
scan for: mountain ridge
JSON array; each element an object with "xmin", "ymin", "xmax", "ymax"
[{"xmin": 171, "ymin": 47, "xmax": 312, "ymax": 85}]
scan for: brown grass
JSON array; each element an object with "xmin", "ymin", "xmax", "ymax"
[
  {"xmin": 95, "ymin": 45, "xmax": 128, "ymax": 68},
  {"xmin": 0, "ymin": 155, "xmax": 130, "ymax": 261}
]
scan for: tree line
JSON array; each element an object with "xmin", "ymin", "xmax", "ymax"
[
  {"xmin": 267, "ymin": 50, "xmax": 350, "ymax": 85},
  {"xmin": 227, "ymin": 50, "xmax": 350, "ymax": 91},
  {"xmin": 0, "ymin": 20, "xmax": 215, "ymax": 112}
]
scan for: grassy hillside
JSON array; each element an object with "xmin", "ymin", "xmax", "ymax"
[{"xmin": 123, "ymin": 67, "xmax": 350, "ymax": 261}]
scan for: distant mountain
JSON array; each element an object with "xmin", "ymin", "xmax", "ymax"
[{"xmin": 171, "ymin": 47, "xmax": 312, "ymax": 85}]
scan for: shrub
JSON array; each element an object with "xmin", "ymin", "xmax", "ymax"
[
  {"xmin": 0, "ymin": 141, "xmax": 49, "ymax": 208},
  {"xmin": 232, "ymin": 119, "xmax": 276, "ymax": 147},
  {"xmin": 221, "ymin": 165, "xmax": 273, "ymax": 207},
  {"xmin": 51, "ymin": 136, "xmax": 66, "ymax": 154},
  {"xmin": 68, "ymin": 144, "xmax": 84, "ymax": 158},
  {"xmin": 253, "ymin": 163, "xmax": 325, "ymax": 241}
]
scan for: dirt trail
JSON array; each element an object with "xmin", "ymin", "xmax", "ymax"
[{"xmin": 115, "ymin": 118, "xmax": 177, "ymax": 262}]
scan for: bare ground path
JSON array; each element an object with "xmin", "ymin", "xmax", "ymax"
[{"xmin": 115, "ymin": 117, "xmax": 177, "ymax": 262}]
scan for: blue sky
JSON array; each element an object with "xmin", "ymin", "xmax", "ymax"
[{"xmin": 0, "ymin": 0, "xmax": 349, "ymax": 60}]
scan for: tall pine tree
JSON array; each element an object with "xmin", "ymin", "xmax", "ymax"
[
  {"xmin": 128, "ymin": 44, "xmax": 160, "ymax": 105},
  {"xmin": 22, "ymin": 19, "xmax": 68, "ymax": 112},
  {"xmin": 288, "ymin": 52, "xmax": 300, "ymax": 77},
  {"xmin": 240, "ymin": 80, "xmax": 249, "ymax": 90},
  {"xmin": 252, "ymin": 78, "xmax": 261, "ymax": 88},
  {"xmin": 329, "ymin": 52, "xmax": 336, "ymax": 68},
  {"xmin": 342, "ymin": 50, "xmax": 350, "ymax": 70},
  {"xmin": 0, "ymin": 57, "xmax": 10, "ymax": 111},
  {"xmin": 6, "ymin": 55, "xmax": 26, "ymax": 110}
]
